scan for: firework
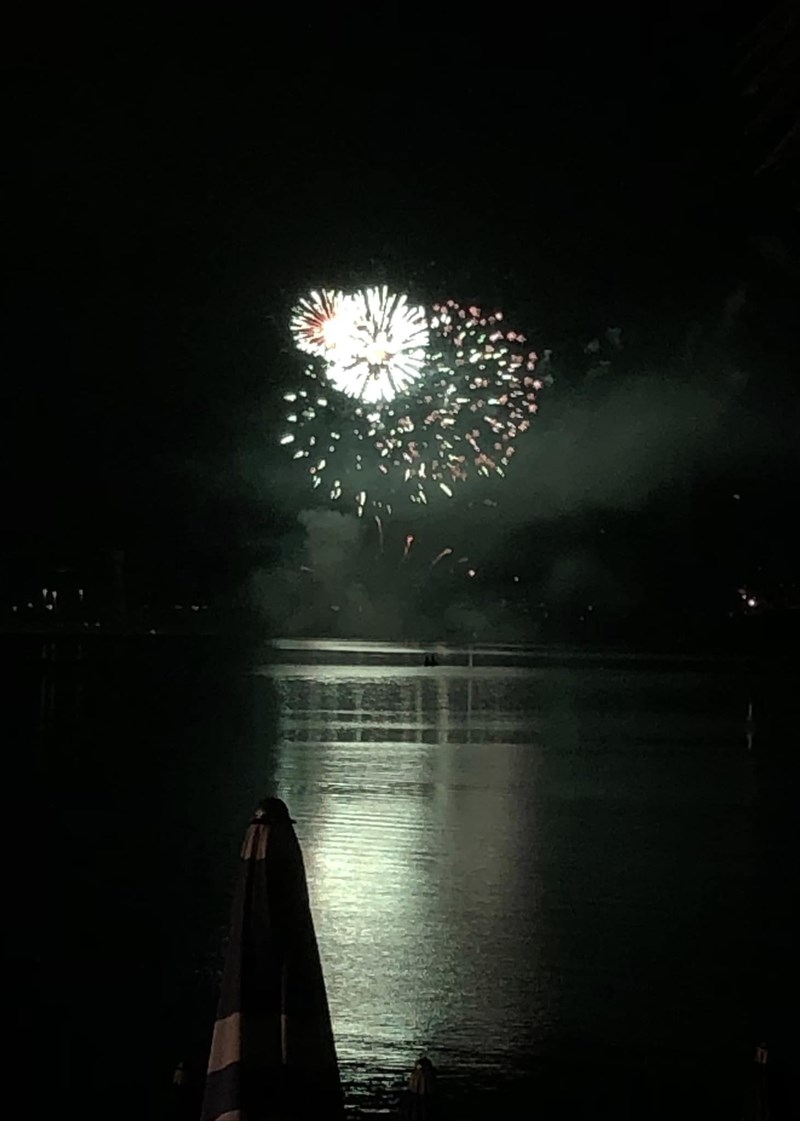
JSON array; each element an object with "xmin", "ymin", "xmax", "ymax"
[
  {"xmin": 290, "ymin": 290, "xmax": 351, "ymax": 358},
  {"xmin": 409, "ymin": 299, "xmax": 542, "ymax": 497},
  {"xmin": 284, "ymin": 289, "xmax": 546, "ymax": 515},
  {"xmin": 324, "ymin": 286, "xmax": 429, "ymax": 404},
  {"xmin": 290, "ymin": 286, "xmax": 428, "ymax": 405}
]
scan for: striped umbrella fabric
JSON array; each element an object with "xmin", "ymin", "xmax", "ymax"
[{"xmin": 201, "ymin": 798, "xmax": 343, "ymax": 1121}]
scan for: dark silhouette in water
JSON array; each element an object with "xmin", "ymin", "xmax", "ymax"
[
  {"xmin": 405, "ymin": 1055, "xmax": 438, "ymax": 1119},
  {"xmin": 423, "ymin": 653, "xmax": 438, "ymax": 667},
  {"xmin": 200, "ymin": 797, "xmax": 343, "ymax": 1121},
  {"xmin": 745, "ymin": 699, "xmax": 756, "ymax": 751},
  {"xmin": 170, "ymin": 1061, "xmax": 194, "ymax": 1120},
  {"xmin": 741, "ymin": 1042, "xmax": 770, "ymax": 1120}
]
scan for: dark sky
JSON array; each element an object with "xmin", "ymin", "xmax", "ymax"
[{"xmin": 3, "ymin": 6, "xmax": 798, "ymax": 586}]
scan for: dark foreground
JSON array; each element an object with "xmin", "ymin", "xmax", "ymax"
[{"xmin": 171, "ymin": 1050, "xmax": 790, "ymax": 1120}]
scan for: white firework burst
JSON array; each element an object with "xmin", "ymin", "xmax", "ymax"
[
  {"xmin": 324, "ymin": 286, "xmax": 429, "ymax": 404},
  {"xmin": 290, "ymin": 289, "xmax": 352, "ymax": 358}
]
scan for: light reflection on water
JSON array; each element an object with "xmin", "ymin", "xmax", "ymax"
[{"xmin": 257, "ymin": 659, "xmax": 755, "ymax": 1092}]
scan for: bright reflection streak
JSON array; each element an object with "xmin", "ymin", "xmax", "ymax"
[
  {"xmin": 252, "ymin": 639, "xmax": 755, "ymax": 1101},
  {"xmin": 262, "ymin": 649, "xmax": 543, "ymax": 1086}
]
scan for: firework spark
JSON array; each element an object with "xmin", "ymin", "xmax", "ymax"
[{"xmin": 431, "ymin": 547, "xmax": 453, "ymax": 567}]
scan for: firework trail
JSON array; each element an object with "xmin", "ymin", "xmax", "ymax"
[
  {"xmin": 374, "ymin": 514, "xmax": 384, "ymax": 554},
  {"xmin": 431, "ymin": 547, "xmax": 453, "ymax": 567}
]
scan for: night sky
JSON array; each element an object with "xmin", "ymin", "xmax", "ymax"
[{"xmin": 4, "ymin": 7, "xmax": 798, "ymax": 618}]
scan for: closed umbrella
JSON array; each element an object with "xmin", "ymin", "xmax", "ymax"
[{"xmin": 201, "ymin": 798, "xmax": 343, "ymax": 1120}]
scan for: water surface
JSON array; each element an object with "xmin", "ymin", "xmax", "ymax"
[
  {"xmin": 263, "ymin": 652, "xmax": 757, "ymax": 1099},
  {"xmin": 9, "ymin": 637, "xmax": 793, "ymax": 1117}
]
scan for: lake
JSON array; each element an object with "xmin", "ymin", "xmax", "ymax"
[{"xmin": 8, "ymin": 637, "xmax": 795, "ymax": 1118}]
